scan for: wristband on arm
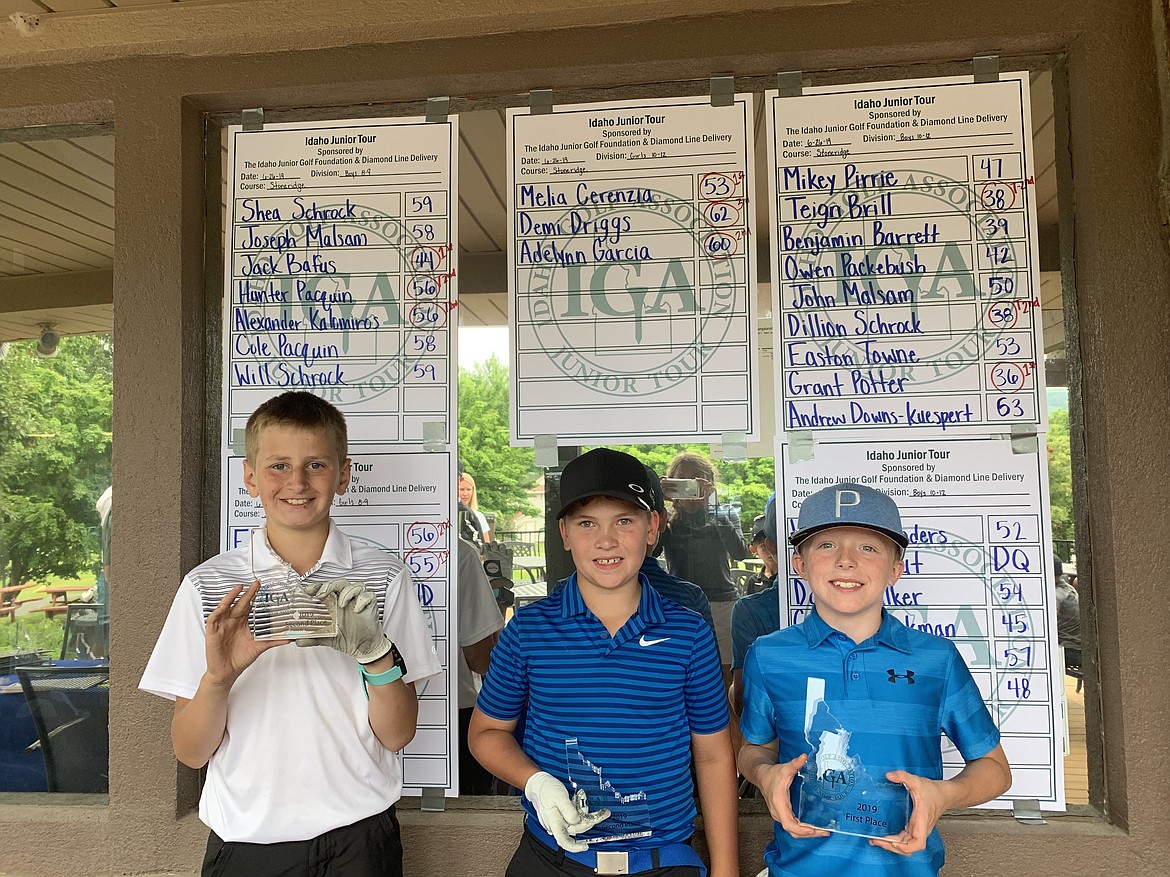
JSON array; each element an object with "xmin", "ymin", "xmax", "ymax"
[{"xmin": 359, "ymin": 643, "xmax": 407, "ymax": 698}]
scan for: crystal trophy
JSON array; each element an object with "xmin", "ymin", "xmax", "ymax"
[
  {"xmin": 247, "ymin": 532, "xmax": 338, "ymax": 641},
  {"xmin": 564, "ymin": 738, "xmax": 653, "ymax": 845},
  {"xmin": 794, "ymin": 680, "xmax": 911, "ymax": 838}
]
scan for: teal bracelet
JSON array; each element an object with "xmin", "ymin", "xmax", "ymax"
[{"xmin": 359, "ymin": 663, "xmax": 404, "ymax": 699}]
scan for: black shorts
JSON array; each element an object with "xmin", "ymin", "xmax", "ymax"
[
  {"xmin": 505, "ymin": 829, "xmax": 703, "ymax": 877},
  {"xmin": 201, "ymin": 805, "xmax": 402, "ymax": 877}
]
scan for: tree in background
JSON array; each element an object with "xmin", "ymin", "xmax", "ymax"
[
  {"xmin": 458, "ymin": 355, "xmax": 538, "ymax": 523},
  {"xmin": 0, "ymin": 336, "xmax": 112, "ymax": 589},
  {"xmin": 454, "ymin": 352, "xmax": 778, "ymax": 531},
  {"xmin": 1047, "ymin": 408, "xmax": 1073, "ymax": 545}
]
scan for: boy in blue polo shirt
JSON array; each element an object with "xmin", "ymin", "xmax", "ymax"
[
  {"xmin": 470, "ymin": 448, "xmax": 738, "ymax": 877},
  {"xmin": 738, "ymin": 482, "xmax": 1011, "ymax": 877}
]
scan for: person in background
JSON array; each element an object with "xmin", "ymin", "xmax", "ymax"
[
  {"xmin": 458, "ymin": 470, "xmax": 493, "ymax": 544},
  {"xmin": 743, "ymin": 512, "xmax": 779, "ymax": 596},
  {"xmin": 456, "ymin": 536, "xmax": 505, "ymax": 795},
  {"xmin": 1054, "ymin": 555, "xmax": 1081, "ymax": 671},
  {"xmin": 661, "ymin": 451, "xmax": 748, "ymax": 684},
  {"xmin": 729, "ymin": 494, "xmax": 780, "ymax": 720}
]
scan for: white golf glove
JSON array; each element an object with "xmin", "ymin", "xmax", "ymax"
[
  {"xmin": 524, "ymin": 770, "xmax": 610, "ymax": 853},
  {"xmin": 296, "ymin": 579, "xmax": 393, "ymax": 664}
]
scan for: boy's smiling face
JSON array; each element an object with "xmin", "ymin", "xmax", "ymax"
[
  {"xmin": 560, "ymin": 496, "xmax": 657, "ymax": 595},
  {"xmin": 243, "ymin": 424, "xmax": 350, "ymax": 544},
  {"xmin": 792, "ymin": 525, "xmax": 904, "ymax": 641}
]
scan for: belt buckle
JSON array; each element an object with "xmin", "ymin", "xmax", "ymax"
[{"xmin": 595, "ymin": 851, "xmax": 629, "ymax": 875}]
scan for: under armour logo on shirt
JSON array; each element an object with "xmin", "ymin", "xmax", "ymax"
[{"xmin": 887, "ymin": 669, "xmax": 915, "ymax": 684}]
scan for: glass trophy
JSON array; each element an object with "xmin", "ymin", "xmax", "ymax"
[
  {"xmin": 794, "ymin": 688, "xmax": 911, "ymax": 838},
  {"xmin": 564, "ymin": 738, "xmax": 652, "ymax": 845},
  {"xmin": 248, "ymin": 532, "xmax": 338, "ymax": 641}
]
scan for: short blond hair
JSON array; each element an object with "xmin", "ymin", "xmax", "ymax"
[{"xmin": 244, "ymin": 391, "xmax": 348, "ymax": 465}]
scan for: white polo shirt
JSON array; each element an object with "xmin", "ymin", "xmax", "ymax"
[{"xmin": 139, "ymin": 523, "xmax": 441, "ymax": 843}]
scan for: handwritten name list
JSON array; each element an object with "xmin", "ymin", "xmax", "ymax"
[
  {"xmin": 767, "ymin": 74, "xmax": 1046, "ymax": 434},
  {"xmin": 220, "ymin": 117, "xmax": 460, "ymax": 794},
  {"xmin": 224, "ymin": 118, "xmax": 457, "ymax": 446},
  {"xmin": 508, "ymin": 96, "xmax": 759, "ymax": 443},
  {"xmin": 780, "ymin": 436, "xmax": 1063, "ymax": 807}
]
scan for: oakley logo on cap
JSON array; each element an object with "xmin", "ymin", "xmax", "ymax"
[{"xmin": 835, "ymin": 489, "xmax": 862, "ymax": 519}]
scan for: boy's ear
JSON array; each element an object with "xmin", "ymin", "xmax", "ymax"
[
  {"xmin": 888, "ymin": 555, "xmax": 905, "ymax": 586},
  {"xmin": 645, "ymin": 510, "xmax": 660, "ymax": 546},
  {"xmin": 791, "ymin": 549, "xmax": 805, "ymax": 578},
  {"xmin": 559, "ymin": 517, "xmax": 571, "ymax": 552},
  {"xmin": 336, "ymin": 457, "xmax": 352, "ymax": 495},
  {"xmin": 242, "ymin": 459, "xmax": 259, "ymax": 498}
]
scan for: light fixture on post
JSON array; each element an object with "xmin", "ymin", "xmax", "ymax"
[{"xmin": 36, "ymin": 323, "xmax": 60, "ymax": 358}]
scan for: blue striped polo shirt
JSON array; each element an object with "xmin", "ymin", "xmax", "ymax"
[
  {"xmin": 476, "ymin": 573, "xmax": 728, "ymax": 849},
  {"xmin": 741, "ymin": 609, "xmax": 1000, "ymax": 877}
]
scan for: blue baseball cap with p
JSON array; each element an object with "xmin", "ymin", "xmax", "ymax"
[{"xmin": 788, "ymin": 482, "xmax": 908, "ymax": 550}]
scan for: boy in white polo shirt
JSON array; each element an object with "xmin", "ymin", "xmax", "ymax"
[{"xmin": 140, "ymin": 391, "xmax": 440, "ymax": 877}]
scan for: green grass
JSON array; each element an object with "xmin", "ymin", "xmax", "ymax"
[
  {"xmin": 15, "ymin": 571, "xmax": 97, "ymax": 601},
  {"xmin": 0, "ymin": 615, "xmax": 64, "ymax": 655}
]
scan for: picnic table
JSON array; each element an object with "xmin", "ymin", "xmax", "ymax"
[
  {"xmin": 0, "ymin": 585, "xmax": 29, "ymax": 621},
  {"xmin": 33, "ymin": 585, "xmax": 92, "ymax": 619}
]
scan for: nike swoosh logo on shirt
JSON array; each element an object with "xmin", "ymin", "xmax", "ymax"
[{"xmin": 639, "ymin": 635, "xmax": 671, "ymax": 647}]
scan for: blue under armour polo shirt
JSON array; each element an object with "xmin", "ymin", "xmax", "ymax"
[
  {"xmin": 741, "ymin": 609, "xmax": 1000, "ymax": 877},
  {"xmin": 477, "ymin": 573, "xmax": 728, "ymax": 849}
]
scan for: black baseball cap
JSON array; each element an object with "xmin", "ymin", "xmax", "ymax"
[
  {"xmin": 751, "ymin": 514, "xmax": 768, "ymax": 542},
  {"xmin": 556, "ymin": 448, "xmax": 654, "ymax": 519},
  {"xmin": 643, "ymin": 465, "xmax": 668, "ymax": 515}
]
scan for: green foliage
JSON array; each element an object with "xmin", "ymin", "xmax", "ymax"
[
  {"xmin": 0, "ymin": 614, "xmax": 65, "ymax": 656},
  {"xmin": 458, "ymin": 356, "xmax": 539, "ymax": 522},
  {"xmin": 1047, "ymin": 408, "xmax": 1073, "ymax": 543},
  {"xmin": 0, "ymin": 336, "xmax": 112, "ymax": 588}
]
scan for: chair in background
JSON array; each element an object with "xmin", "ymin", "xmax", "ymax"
[
  {"xmin": 61, "ymin": 603, "xmax": 107, "ymax": 659},
  {"xmin": 503, "ymin": 541, "xmax": 545, "ymax": 584},
  {"xmin": 16, "ymin": 665, "xmax": 110, "ymax": 793},
  {"xmin": 732, "ymin": 568, "xmax": 754, "ymax": 596},
  {"xmin": 501, "ymin": 540, "xmax": 537, "ymax": 557}
]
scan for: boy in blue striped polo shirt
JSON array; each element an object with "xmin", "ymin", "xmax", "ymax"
[
  {"xmin": 470, "ymin": 448, "xmax": 738, "ymax": 877},
  {"xmin": 738, "ymin": 482, "xmax": 1011, "ymax": 877}
]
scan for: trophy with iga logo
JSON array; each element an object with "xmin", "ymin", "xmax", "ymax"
[
  {"xmin": 247, "ymin": 530, "xmax": 338, "ymax": 641},
  {"xmin": 794, "ymin": 679, "xmax": 911, "ymax": 838}
]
